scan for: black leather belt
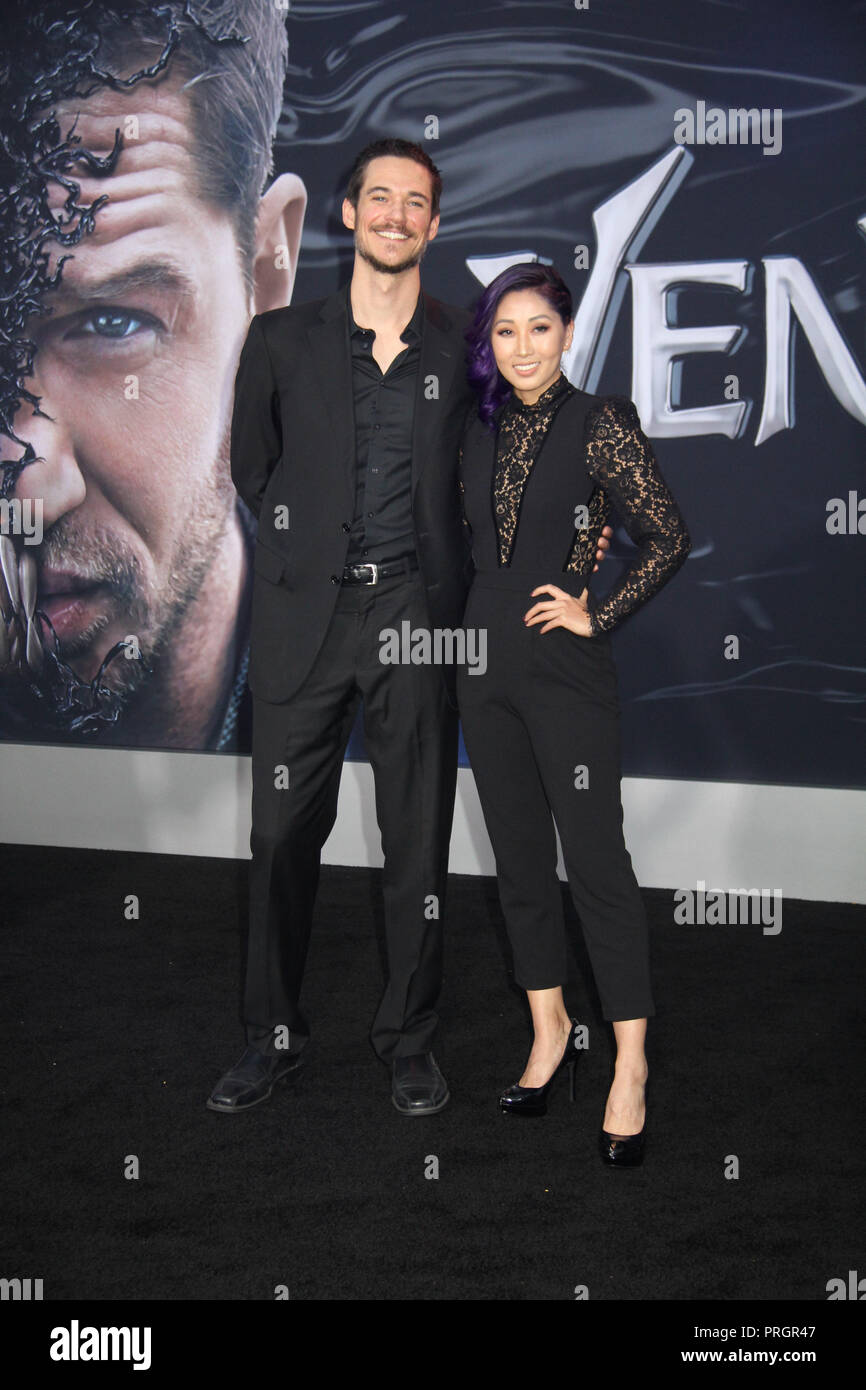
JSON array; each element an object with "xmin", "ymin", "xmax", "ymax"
[{"xmin": 341, "ymin": 555, "xmax": 418, "ymax": 585}]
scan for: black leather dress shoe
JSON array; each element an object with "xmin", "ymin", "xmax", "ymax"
[
  {"xmin": 206, "ymin": 1044, "xmax": 306, "ymax": 1113},
  {"xmin": 391, "ymin": 1053, "xmax": 449, "ymax": 1115}
]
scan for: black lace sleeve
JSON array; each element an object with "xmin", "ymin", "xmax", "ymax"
[{"xmin": 583, "ymin": 396, "xmax": 691, "ymax": 635}]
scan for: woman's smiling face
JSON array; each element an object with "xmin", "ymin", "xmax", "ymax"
[{"xmin": 490, "ymin": 288, "xmax": 573, "ymax": 404}]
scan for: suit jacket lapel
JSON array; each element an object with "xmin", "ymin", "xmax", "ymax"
[
  {"xmin": 306, "ymin": 287, "xmax": 356, "ymax": 496},
  {"xmin": 411, "ymin": 294, "xmax": 461, "ymax": 498}
]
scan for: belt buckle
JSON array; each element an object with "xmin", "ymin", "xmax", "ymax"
[{"xmin": 357, "ymin": 562, "xmax": 379, "ymax": 584}]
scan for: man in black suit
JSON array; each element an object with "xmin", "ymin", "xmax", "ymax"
[{"xmin": 208, "ymin": 139, "xmax": 473, "ymax": 1115}]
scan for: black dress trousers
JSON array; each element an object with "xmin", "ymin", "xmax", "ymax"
[
  {"xmin": 244, "ymin": 570, "xmax": 457, "ymax": 1061},
  {"xmin": 457, "ymin": 568, "xmax": 654, "ymax": 1021}
]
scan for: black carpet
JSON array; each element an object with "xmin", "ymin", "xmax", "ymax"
[{"xmin": 2, "ymin": 843, "xmax": 863, "ymax": 1304}]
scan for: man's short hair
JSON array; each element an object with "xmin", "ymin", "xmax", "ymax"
[
  {"xmin": 96, "ymin": 0, "xmax": 289, "ymax": 292},
  {"xmin": 345, "ymin": 138, "xmax": 442, "ymax": 218}
]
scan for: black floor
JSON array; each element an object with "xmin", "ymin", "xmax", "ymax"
[{"xmin": 2, "ymin": 843, "xmax": 864, "ymax": 1304}]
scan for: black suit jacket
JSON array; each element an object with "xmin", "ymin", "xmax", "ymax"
[{"xmin": 229, "ymin": 285, "xmax": 475, "ymax": 705}]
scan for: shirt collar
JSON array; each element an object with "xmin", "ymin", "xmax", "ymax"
[
  {"xmin": 508, "ymin": 371, "xmax": 571, "ymax": 414},
  {"xmin": 345, "ymin": 281, "xmax": 424, "ymax": 344}
]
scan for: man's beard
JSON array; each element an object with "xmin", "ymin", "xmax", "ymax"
[
  {"xmin": 0, "ymin": 440, "xmax": 237, "ymax": 739},
  {"xmin": 355, "ymin": 230, "xmax": 429, "ymax": 276}
]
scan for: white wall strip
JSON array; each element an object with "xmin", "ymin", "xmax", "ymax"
[{"xmin": 0, "ymin": 743, "xmax": 862, "ymax": 904}]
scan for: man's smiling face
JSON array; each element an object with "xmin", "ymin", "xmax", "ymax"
[
  {"xmin": 342, "ymin": 155, "xmax": 439, "ymax": 276},
  {"xmin": 11, "ymin": 70, "xmax": 250, "ymax": 694}
]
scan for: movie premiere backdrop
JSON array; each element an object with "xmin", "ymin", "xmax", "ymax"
[{"xmin": 1, "ymin": 2, "xmax": 863, "ymax": 830}]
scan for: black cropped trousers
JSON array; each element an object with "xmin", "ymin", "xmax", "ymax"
[{"xmin": 457, "ymin": 570, "xmax": 655, "ymax": 1021}]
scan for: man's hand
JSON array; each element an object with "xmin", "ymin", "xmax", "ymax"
[
  {"xmin": 524, "ymin": 584, "xmax": 593, "ymax": 638},
  {"xmin": 593, "ymin": 524, "xmax": 613, "ymax": 572}
]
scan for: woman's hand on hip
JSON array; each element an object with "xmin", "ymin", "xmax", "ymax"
[{"xmin": 524, "ymin": 584, "xmax": 593, "ymax": 637}]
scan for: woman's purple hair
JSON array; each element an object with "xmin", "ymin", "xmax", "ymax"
[{"xmin": 466, "ymin": 262, "xmax": 573, "ymax": 428}]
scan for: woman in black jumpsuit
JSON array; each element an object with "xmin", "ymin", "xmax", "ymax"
[{"xmin": 458, "ymin": 263, "xmax": 690, "ymax": 1164}]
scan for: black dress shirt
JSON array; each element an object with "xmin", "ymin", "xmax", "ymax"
[{"xmin": 345, "ymin": 284, "xmax": 422, "ymax": 564}]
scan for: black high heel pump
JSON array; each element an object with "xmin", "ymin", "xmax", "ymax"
[
  {"xmin": 599, "ymin": 1077, "xmax": 648, "ymax": 1166},
  {"xmin": 499, "ymin": 1017, "xmax": 581, "ymax": 1117}
]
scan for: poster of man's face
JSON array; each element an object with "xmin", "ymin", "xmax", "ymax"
[
  {"xmin": 1, "ymin": 0, "xmax": 863, "ymax": 790},
  {"xmin": 0, "ymin": 0, "xmax": 305, "ymax": 751}
]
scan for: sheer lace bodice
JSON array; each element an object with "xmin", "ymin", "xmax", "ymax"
[{"xmin": 461, "ymin": 377, "xmax": 690, "ymax": 636}]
